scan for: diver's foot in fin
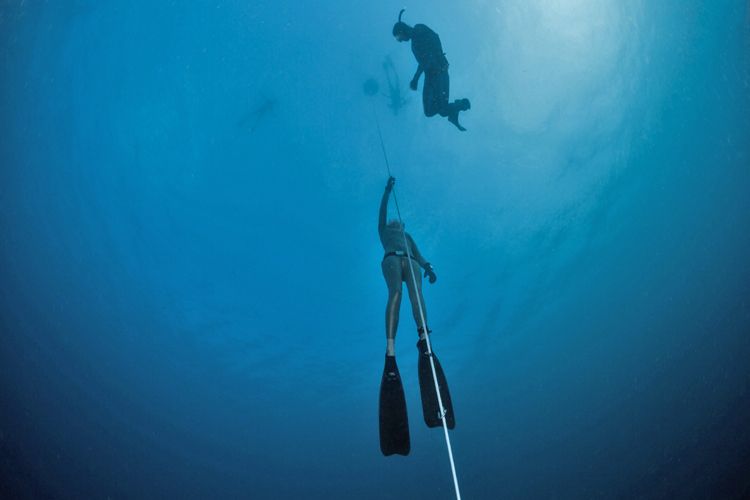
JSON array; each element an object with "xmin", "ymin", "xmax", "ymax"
[
  {"xmin": 417, "ymin": 339, "xmax": 456, "ymax": 429},
  {"xmin": 379, "ymin": 355, "xmax": 410, "ymax": 456},
  {"xmin": 447, "ymin": 99, "xmax": 471, "ymax": 131},
  {"xmin": 447, "ymin": 110, "xmax": 467, "ymax": 132}
]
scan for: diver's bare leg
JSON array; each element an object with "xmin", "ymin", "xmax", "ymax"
[
  {"xmin": 382, "ymin": 256, "xmax": 404, "ymax": 356},
  {"xmin": 404, "ymin": 259, "xmax": 428, "ymax": 337}
]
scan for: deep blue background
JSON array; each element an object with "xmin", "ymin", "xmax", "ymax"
[{"xmin": 1, "ymin": 1, "xmax": 749, "ymax": 498}]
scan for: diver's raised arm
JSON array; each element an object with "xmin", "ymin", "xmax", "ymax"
[{"xmin": 379, "ymin": 177, "xmax": 395, "ymax": 236}]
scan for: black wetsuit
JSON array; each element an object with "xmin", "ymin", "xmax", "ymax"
[{"xmin": 410, "ymin": 24, "xmax": 452, "ymax": 117}]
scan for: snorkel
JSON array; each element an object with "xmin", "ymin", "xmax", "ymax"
[{"xmin": 392, "ymin": 8, "xmax": 410, "ymax": 40}]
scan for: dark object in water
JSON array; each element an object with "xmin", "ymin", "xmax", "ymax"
[
  {"xmin": 416, "ymin": 337, "xmax": 455, "ymax": 429},
  {"xmin": 379, "ymin": 355, "xmax": 410, "ymax": 456},
  {"xmin": 363, "ymin": 78, "xmax": 380, "ymax": 96},
  {"xmin": 237, "ymin": 97, "xmax": 276, "ymax": 133},
  {"xmin": 383, "ymin": 56, "xmax": 408, "ymax": 115}
]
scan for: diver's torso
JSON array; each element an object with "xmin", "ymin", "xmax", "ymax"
[
  {"xmin": 411, "ymin": 24, "xmax": 447, "ymax": 71},
  {"xmin": 380, "ymin": 228, "xmax": 413, "ymax": 255}
]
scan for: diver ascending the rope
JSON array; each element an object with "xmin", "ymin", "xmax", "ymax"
[
  {"xmin": 392, "ymin": 9, "xmax": 471, "ymax": 131},
  {"xmin": 378, "ymin": 176, "xmax": 455, "ymax": 457}
]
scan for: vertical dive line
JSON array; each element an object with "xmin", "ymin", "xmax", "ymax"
[
  {"xmin": 373, "ymin": 108, "xmax": 462, "ymax": 500},
  {"xmin": 374, "ymin": 108, "xmax": 393, "ymax": 178},
  {"xmin": 373, "ymin": 107, "xmax": 405, "ymax": 227},
  {"xmin": 399, "ymin": 223, "xmax": 462, "ymax": 500}
]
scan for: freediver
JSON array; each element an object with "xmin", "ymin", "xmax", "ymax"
[
  {"xmin": 378, "ymin": 176, "xmax": 454, "ymax": 457},
  {"xmin": 392, "ymin": 9, "xmax": 471, "ymax": 131},
  {"xmin": 379, "ymin": 176, "xmax": 436, "ymax": 356}
]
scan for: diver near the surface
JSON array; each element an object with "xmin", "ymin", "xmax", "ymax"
[
  {"xmin": 392, "ymin": 9, "xmax": 471, "ymax": 131},
  {"xmin": 377, "ymin": 177, "xmax": 455, "ymax": 457}
]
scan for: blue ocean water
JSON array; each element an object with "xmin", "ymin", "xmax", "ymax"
[{"xmin": 1, "ymin": 1, "xmax": 749, "ymax": 498}]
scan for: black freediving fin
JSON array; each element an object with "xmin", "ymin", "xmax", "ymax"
[
  {"xmin": 417, "ymin": 338, "xmax": 456, "ymax": 429},
  {"xmin": 379, "ymin": 355, "xmax": 410, "ymax": 456}
]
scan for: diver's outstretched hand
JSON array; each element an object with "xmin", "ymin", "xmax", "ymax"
[
  {"xmin": 409, "ymin": 79, "xmax": 418, "ymax": 91},
  {"xmin": 386, "ymin": 176, "xmax": 395, "ymax": 192}
]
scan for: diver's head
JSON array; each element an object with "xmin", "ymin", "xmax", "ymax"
[
  {"xmin": 393, "ymin": 9, "xmax": 411, "ymax": 42},
  {"xmin": 387, "ymin": 219, "xmax": 404, "ymax": 231},
  {"xmin": 393, "ymin": 23, "xmax": 411, "ymax": 41}
]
